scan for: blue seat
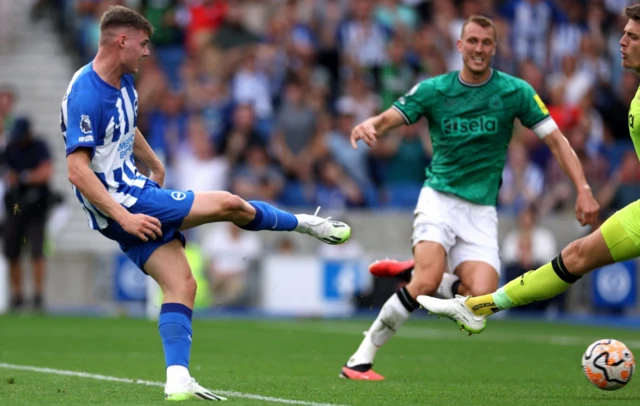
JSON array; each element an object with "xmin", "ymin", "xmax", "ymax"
[
  {"xmin": 384, "ymin": 183, "xmax": 422, "ymax": 209},
  {"xmin": 278, "ymin": 182, "xmax": 313, "ymax": 208},
  {"xmin": 361, "ymin": 184, "xmax": 381, "ymax": 208}
]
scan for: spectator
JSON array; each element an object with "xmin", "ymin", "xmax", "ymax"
[
  {"xmin": 48, "ymin": 0, "xmax": 640, "ymax": 217},
  {"xmin": 140, "ymin": 0, "xmax": 185, "ymax": 86},
  {"xmin": 541, "ymin": 127, "xmax": 609, "ymax": 216},
  {"xmin": 212, "ymin": 0, "xmax": 260, "ymax": 51},
  {"xmin": 378, "ymin": 37, "xmax": 415, "ymax": 109},
  {"xmin": 337, "ymin": 0, "xmax": 391, "ymax": 72},
  {"xmin": 201, "ymin": 223, "xmax": 262, "ymax": 307},
  {"xmin": 375, "ymin": 0, "xmax": 419, "ymax": 36},
  {"xmin": 231, "ymin": 48, "xmax": 274, "ymax": 121},
  {"xmin": 218, "ymin": 103, "xmax": 264, "ymax": 167},
  {"xmin": 1, "ymin": 118, "xmax": 54, "ymax": 311},
  {"xmin": 184, "ymin": 0, "xmax": 227, "ymax": 54},
  {"xmin": 370, "ymin": 122, "xmax": 431, "ymax": 188},
  {"xmin": 501, "ymin": 204, "xmax": 559, "ymax": 312},
  {"xmin": 314, "ymin": 158, "xmax": 364, "ymax": 210},
  {"xmin": 145, "ymin": 87, "xmax": 188, "ymax": 167},
  {"xmin": 502, "ymin": 0, "xmax": 566, "ymax": 71},
  {"xmin": 499, "ymin": 140, "xmax": 545, "ymax": 214},
  {"xmin": 269, "ymin": 79, "xmax": 318, "ymax": 181},
  {"xmin": 549, "ymin": 2, "xmax": 587, "ymax": 72},
  {"xmin": 230, "ymin": 141, "xmax": 284, "ymax": 203},
  {"xmin": 597, "ymin": 150, "xmax": 640, "ymax": 215},
  {"xmin": 173, "ymin": 114, "xmax": 229, "ymax": 192},
  {"xmin": 323, "ymin": 98, "xmax": 374, "ymax": 189},
  {"xmin": 547, "ymin": 54, "xmax": 595, "ymax": 106}
]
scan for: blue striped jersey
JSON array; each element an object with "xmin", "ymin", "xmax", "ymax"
[{"xmin": 60, "ymin": 62, "xmax": 147, "ymax": 230}]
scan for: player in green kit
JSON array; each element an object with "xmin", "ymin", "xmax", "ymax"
[
  {"xmin": 418, "ymin": 4, "xmax": 640, "ymax": 336},
  {"xmin": 339, "ymin": 15, "xmax": 600, "ymax": 381}
]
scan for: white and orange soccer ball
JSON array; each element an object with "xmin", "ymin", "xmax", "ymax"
[{"xmin": 582, "ymin": 339, "xmax": 635, "ymax": 390}]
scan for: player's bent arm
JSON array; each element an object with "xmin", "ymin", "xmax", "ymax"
[
  {"xmin": 367, "ymin": 108, "xmax": 407, "ymax": 136},
  {"xmin": 133, "ymin": 128, "xmax": 165, "ymax": 187},
  {"xmin": 67, "ymin": 149, "xmax": 131, "ymax": 224},
  {"xmin": 351, "ymin": 108, "xmax": 407, "ymax": 149},
  {"xmin": 542, "ymin": 129, "xmax": 591, "ymax": 193}
]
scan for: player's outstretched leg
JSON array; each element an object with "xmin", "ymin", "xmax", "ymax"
[
  {"xmin": 181, "ymin": 192, "xmax": 350, "ymax": 245},
  {"xmin": 340, "ymin": 242, "xmax": 446, "ymax": 380},
  {"xmin": 368, "ymin": 258, "xmax": 462, "ymax": 298},
  {"xmin": 339, "ymin": 287, "xmax": 416, "ymax": 381},
  {"xmin": 418, "ymin": 214, "xmax": 638, "ymax": 335},
  {"xmin": 145, "ymin": 240, "xmax": 227, "ymax": 401}
]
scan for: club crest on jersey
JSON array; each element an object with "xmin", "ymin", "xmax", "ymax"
[
  {"xmin": 80, "ymin": 115, "xmax": 92, "ymax": 134},
  {"xmin": 171, "ymin": 191, "xmax": 187, "ymax": 201},
  {"xmin": 488, "ymin": 95, "xmax": 503, "ymax": 110}
]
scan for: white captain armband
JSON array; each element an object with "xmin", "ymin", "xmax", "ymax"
[{"xmin": 531, "ymin": 116, "xmax": 558, "ymax": 139}]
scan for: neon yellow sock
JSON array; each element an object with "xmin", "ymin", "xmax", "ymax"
[{"xmin": 465, "ymin": 255, "xmax": 579, "ymax": 316}]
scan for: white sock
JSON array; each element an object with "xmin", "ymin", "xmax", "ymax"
[
  {"xmin": 347, "ymin": 293, "xmax": 411, "ymax": 367},
  {"xmin": 166, "ymin": 365, "xmax": 191, "ymax": 389},
  {"xmin": 437, "ymin": 273, "xmax": 460, "ymax": 299},
  {"xmin": 294, "ymin": 214, "xmax": 308, "ymax": 232}
]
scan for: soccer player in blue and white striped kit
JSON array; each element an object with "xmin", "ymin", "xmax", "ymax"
[{"xmin": 60, "ymin": 6, "xmax": 351, "ymax": 401}]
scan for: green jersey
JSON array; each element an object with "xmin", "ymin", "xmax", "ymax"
[{"xmin": 392, "ymin": 70, "xmax": 552, "ymax": 206}]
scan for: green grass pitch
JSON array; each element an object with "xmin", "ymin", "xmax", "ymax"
[{"xmin": 1, "ymin": 314, "xmax": 639, "ymax": 405}]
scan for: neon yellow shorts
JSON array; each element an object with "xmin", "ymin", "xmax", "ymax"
[{"xmin": 601, "ymin": 200, "xmax": 640, "ymax": 262}]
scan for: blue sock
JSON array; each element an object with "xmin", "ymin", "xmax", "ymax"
[
  {"xmin": 158, "ymin": 303, "xmax": 193, "ymax": 368},
  {"xmin": 240, "ymin": 201, "xmax": 298, "ymax": 231}
]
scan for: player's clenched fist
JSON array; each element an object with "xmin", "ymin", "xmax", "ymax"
[
  {"xmin": 575, "ymin": 188, "xmax": 600, "ymax": 227},
  {"xmin": 350, "ymin": 122, "xmax": 378, "ymax": 149},
  {"xmin": 122, "ymin": 213, "xmax": 163, "ymax": 242}
]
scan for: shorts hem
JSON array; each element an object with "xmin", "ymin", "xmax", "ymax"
[{"xmin": 449, "ymin": 257, "xmax": 501, "ymax": 275}]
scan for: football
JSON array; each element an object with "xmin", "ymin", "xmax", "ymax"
[{"xmin": 582, "ymin": 339, "xmax": 635, "ymax": 390}]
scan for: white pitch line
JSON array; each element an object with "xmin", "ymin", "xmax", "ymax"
[{"xmin": 0, "ymin": 363, "xmax": 348, "ymax": 406}]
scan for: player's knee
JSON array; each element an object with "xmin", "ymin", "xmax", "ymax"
[
  {"xmin": 164, "ymin": 272, "xmax": 197, "ymax": 300},
  {"xmin": 220, "ymin": 193, "xmax": 248, "ymax": 215},
  {"xmin": 406, "ymin": 272, "xmax": 440, "ymax": 296},
  {"xmin": 184, "ymin": 273, "xmax": 197, "ymax": 298},
  {"xmin": 562, "ymin": 238, "xmax": 587, "ymax": 273}
]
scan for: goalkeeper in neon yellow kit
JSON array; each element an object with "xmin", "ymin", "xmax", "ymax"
[{"xmin": 418, "ymin": 4, "xmax": 640, "ymax": 335}]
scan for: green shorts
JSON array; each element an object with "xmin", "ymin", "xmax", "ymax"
[{"xmin": 601, "ymin": 200, "xmax": 640, "ymax": 262}]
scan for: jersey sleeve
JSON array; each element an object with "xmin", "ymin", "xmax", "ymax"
[
  {"xmin": 391, "ymin": 79, "xmax": 434, "ymax": 125},
  {"xmin": 516, "ymin": 80, "xmax": 557, "ymax": 138},
  {"xmin": 64, "ymin": 91, "xmax": 101, "ymax": 157}
]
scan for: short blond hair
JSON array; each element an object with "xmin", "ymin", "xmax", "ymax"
[{"xmin": 461, "ymin": 15, "xmax": 497, "ymax": 41}]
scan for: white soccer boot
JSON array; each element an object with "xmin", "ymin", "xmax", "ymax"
[
  {"xmin": 417, "ymin": 295, "xmax": 487, "ymax": 335},
  {"xmin": 165, "ymin": 378, "xmax": 227, "ymax": 401},
  {"xmin": 295, "ymin": 206, "xmax": 351, "ymax": 245}
]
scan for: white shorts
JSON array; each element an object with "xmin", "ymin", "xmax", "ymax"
[{"xmin": 412, "ymin": 186, "xmax": 500, "ymax": 274}]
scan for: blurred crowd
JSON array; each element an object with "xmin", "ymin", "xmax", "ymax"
[
  {"xmin": 27, "ymin": 0, "xmax": 640, "ymax": 219},
  {"xmin": 2, "ymin": 0, "xmax": 639, "ymax": 311}
]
